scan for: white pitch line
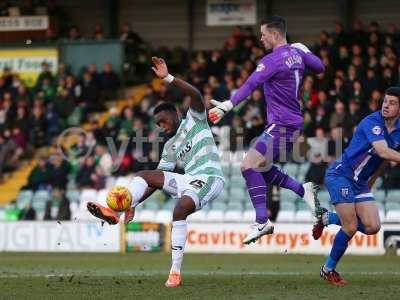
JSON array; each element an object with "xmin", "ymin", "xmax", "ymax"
[{"xmin": 0, "ymin": 271, "xmax": 399, "ymax": 278}]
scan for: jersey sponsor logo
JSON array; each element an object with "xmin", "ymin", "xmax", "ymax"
[
  {"xmin": 372, "ymin": 126, "xmax": 382, "ymax": 135},
  {"xmin": 256, "ymin": 63, "xmax": 265, "ymax": 72},
  {"xmin": 177, "ymin": 141, "xmax": 192, "ymax": 160}
]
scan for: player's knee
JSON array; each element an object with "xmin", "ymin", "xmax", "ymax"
[
  {"xmin": 365, "ymin": 222, "xmax": 381, "ymax": 235},
  {"xmin": 173, "ymin": 198, "xmax": 195, "ymax": 221},
  {"xmin": 342, "ymin": 222, "xmax": 358, "ymax": 236}
]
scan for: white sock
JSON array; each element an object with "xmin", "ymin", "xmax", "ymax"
[
  {"xmin": 170, "ymin": 220, "xmax": 187, "ymax": 274},
  {"xmin": 123, "ymin": 176, "xmax": 148, "ymax": 207}
]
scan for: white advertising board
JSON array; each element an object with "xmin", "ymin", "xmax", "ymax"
[
  {"xmin": 0, "ymin": 16, "xmax": 49, "ymax": 31},
  {"xmin": 206, "ymin": 0, "xmax": 257, "ymax": 26},
  {"xmin": 0, "ymin": 221, "xmax": 121, "ymax": 252},
  {"xmin": 186, "ymin": 223, "xmax": 384, "ymax": 255}
]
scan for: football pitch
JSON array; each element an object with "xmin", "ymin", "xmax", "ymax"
[{"xmin": 0, "ymin": 252, "xmax": 399, "ymax": 300}]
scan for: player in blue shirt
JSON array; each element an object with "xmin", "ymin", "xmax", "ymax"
[{"xmin": 305, "ymin": 86, "xmax": 400, "ymax": 286}]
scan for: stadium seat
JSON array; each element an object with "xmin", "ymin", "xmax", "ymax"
[
  {"xmin": 385, "ymin": 201, "xmax": 400, "ymax": 222},
  {"xmin": 66, "ymin": 190, "xmax": 81, "ymax": 203},
  {"xmin": 221, "ymin": 163, "xmax": 231, "ymax": 177},
  {"xmin": 97, "ymin": 189, "xmax": 109, "ymax": 206},
  {"xmin": 211, "ymin": 202, "xmax": 227, "ymax": 211},
  {"xmin": 276, "ymin": 201, "xmax": 296, "ymax": 222},
  {"xmin": 317, "ymin": 190, "xmax": 331, "ymax": 207},
  {"xmin": 187, "ymin": 210, "xmax": 207, "ymax": 222},
  {"xmin": 143, "ymin": 201, "xmax": 159, "ymax": 210},
  {"xmin": 227, "ymin": 202, "xmax": 243, "ymax": 211},
  {"xmin": 295, "ymin": 201, "xmax": 313, "ymax": 222},
  {"xmin": 136, "ymin": 210, "xmax": 156, "ymax": 222},
  {"xmin": 80, "ymin": 189, "xmax": 97, "ymax": 203},
  {"xmin": 229, "ymin": 175, "xmax": 246, "ymax": 188},
  {"xmin": 162, "ymin": 200, "xmax": 175, "ymax": 210},
  {"xmin": 206, "ymin": 210, "xmax": 224, "ymax": 222},
  {"xmin": 374, "ymin": 190, "xmax": 386, "ymax": 203},
  {"xmin": 241, "ymin": 210, "xmax": 255, "ymax": 222},
  {"xmin": 155, "ymin": 210, "xmax": 172, "ymax": 223},
  {"xmin": 105, "ymin": 176, "xmax": 116, "ymax": 189},
  {"xmin": 231, "ymin": 165, "xmax": 242, "ymax": 177},
  {"xmin": 224, "ymin": 210, "xmax": 243, "ymax": 222},
  {"xmin": 298, "ymin": 162, "xmax": 310, "ymax": 177},
  {"xmin": 16, "ymin": 190, "xmax": 33, "ymax": 209},
  {"xmin": 115, "ymin": 176, "xmax": 132, "ymax": 187},
  {"xmin": 229, "ymin": 187, "xmax": 246, "ymax": 198},
  {"xmin": 283, "ymin": 163, "xmax": 298, "ymax": 177},
  {"xmin": 386, "ymin": 189, "xmax": 400, "ymax": 202},
  {"xmin": 280, "ymin": 189, "xmax": 298, "ymax": 202},
  {"xmin": 217, "ymin": 189, "xmax": 229, "ymax": 202},
  {"xmin": 33, "ymin": 190, "xmax": 51, "ymax": 202}
]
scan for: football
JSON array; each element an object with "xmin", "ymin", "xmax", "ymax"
[{"xmin": 106, "ymin": 186, "xmax": 132, "ymax": 211}]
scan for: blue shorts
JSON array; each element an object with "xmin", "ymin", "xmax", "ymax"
[{"xmin": 325, "ymin": 173, "xmax": 374, "ymax": 205}]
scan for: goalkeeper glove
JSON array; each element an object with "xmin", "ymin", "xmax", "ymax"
[
  {"xmin": 291, "ymin": 43, "xmax": 311, "ymax": 53},
  {"xmin": 208, "ymin": 99, "xmax": 233, "ymax": 124}
]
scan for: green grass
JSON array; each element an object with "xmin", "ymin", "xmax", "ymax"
[{"xmin": 0, "ymin": 252, "xmax": 399, "ymax": 299}]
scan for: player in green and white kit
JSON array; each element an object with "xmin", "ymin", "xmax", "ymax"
[{"xmin": 87, "ymin": 57, "xmax": 225, "ymax": 288}]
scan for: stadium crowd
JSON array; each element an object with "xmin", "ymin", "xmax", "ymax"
[{"xmin": 2, "ymin": 19, "xmax": 400, "ymax": 220}]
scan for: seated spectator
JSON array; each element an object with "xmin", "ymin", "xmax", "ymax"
[
  {"xmin": 48, "ymin": 153, "xmax": 70, "ymax": 190},
  {"xmin": 25, "ymin": 156, "xmax": 51, "ymax": 191},
  {"xmin": 80, "ymin": 71, "xmax": 101, "ymax": 113},
  {"xmin": 76, "ymin": 156, "xmax": 97, "ymax": 188},
  {"xmin": 329, "ymin": 99, "xmax": 348, "ymax": 130},
  {"xmin": 93, "ymin": 23, "xmax": 105, "ymax": 40},
  {"xmin": 68, "ymin": 25, "xmax": 82, "ymax": 40},
  {"xmin": 100, "ymin": 63, "xmax": 120, "ymax": 101},
  {"xmin": 305, "ymin": 153, "xmax": 328, "ymax": 186}
]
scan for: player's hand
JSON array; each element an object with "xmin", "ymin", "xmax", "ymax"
[
  {"xmin": 208, "ymin": 99, "xmax": 233, "ymax": 124},
  {"xmin": 124, "ymin": 207, "xmax": 135, "ymax": 224},
  {"xmin": 291, "ymin": 43, "xmax": 311, "ymax": 53},
  {"xmin": 151, "ymin": 56, "xmax": 168, "ymax": 78}
]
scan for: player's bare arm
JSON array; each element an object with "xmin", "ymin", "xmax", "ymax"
[
  {"xmin": 372, "ymin": 140, "xmax": 400, "ymax": 163},
  {"xmin": 152, "ymin": 56, "xmax": 205, "ymax": 112}
]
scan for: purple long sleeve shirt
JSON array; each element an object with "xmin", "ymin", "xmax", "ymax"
[{"xmin": 231, "ymin": 44, "xmax": 325, "ymax": 129}]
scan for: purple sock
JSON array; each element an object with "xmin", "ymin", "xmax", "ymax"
[
  {"xmin": 242, "ymin": 169, "xmax": 268, "ymax": 223},
  {"xmin": 262, "ymin": 165, "xmax": 304, "ymax": 197}
]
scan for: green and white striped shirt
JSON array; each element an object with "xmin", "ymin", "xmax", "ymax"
[{"xmin": 157, "ymin": 108, "xmax": 225, "ymax": 181}]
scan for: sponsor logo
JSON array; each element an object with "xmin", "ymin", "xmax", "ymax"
[{"xmin": 341, "ymin": 188, "xmax": 349, "ymax": 198}]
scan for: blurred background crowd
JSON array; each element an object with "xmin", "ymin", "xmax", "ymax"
[{"xmin": 0, "ymin": 1, "xmax": 399, "ymax": 221}]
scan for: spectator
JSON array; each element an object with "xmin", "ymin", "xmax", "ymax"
[
  {"xmin": 76, "ymin": 156, "xmax": 97, "ymax": 188},
  {"xmin": 307, "ymin": 127, "xmax": 328, "ymax": 162},
  {"xmin": 100, "ymin": 63, "xmax": 120, "ymax": 101},
  {"xmin": 329, "ymin": 100, "xmax": 348, "ymax": 130},
  {"xmin": 25, "ymin": 157, "xmax": 51, "ymax": 191}
]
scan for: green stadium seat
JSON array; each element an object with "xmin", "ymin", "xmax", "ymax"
[
  {"xmin": 16, "ymin": 190, "xmax": 33, "ymax": 209},
  {"xmin": 280, "ymin": 189, "xmax": 298, "ymax": 202},
  {"xmin": 66, "ymin": 190, "xmax": 81, "ymax": 203},
  {"xmin": 283, "ymin": 163, "xmax": 298, "ymax": 177},
  {"xmin": 211, "ymin": 202, "xmax": 227, "ymax": 211},
  {"xmin": 374, "ymin": 190, "xmax": 386, "ymax": 203},
  {"xmin": 386, "ymin": 189, "xmax": 400, "ymax": 202}
]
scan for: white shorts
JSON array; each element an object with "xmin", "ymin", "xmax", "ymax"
[{"xmin": 162, "ymin": 172, "xmax": 224, "ymax": 210}]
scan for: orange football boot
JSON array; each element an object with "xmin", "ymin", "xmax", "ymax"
[
  {"xmin": 165, "ymin": 272, "xmax": 182, "ymax": 288},
  {"xmin": 87, "ymin": 202, "xmax": 120, "ymax": 225},
  {"xmin": 320, "ymin": 266, "xmax": 348, "ymax": 286}
]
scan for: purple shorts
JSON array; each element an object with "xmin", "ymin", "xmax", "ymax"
[{"xmin": 253, "ymin": 124, "xmax": 301, "ymax": 162}]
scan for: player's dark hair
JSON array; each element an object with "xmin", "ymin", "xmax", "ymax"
[
  {"xmin": 153, "ymin": 102, "xmax": 177, "ymax": 115},
  {"xmin": 261, "ymin": 15, "xmax": 287, "ymax": 36},
  {"xmin": 385, "ymin": 86, "xmax": 400, "ymax": 101}
]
